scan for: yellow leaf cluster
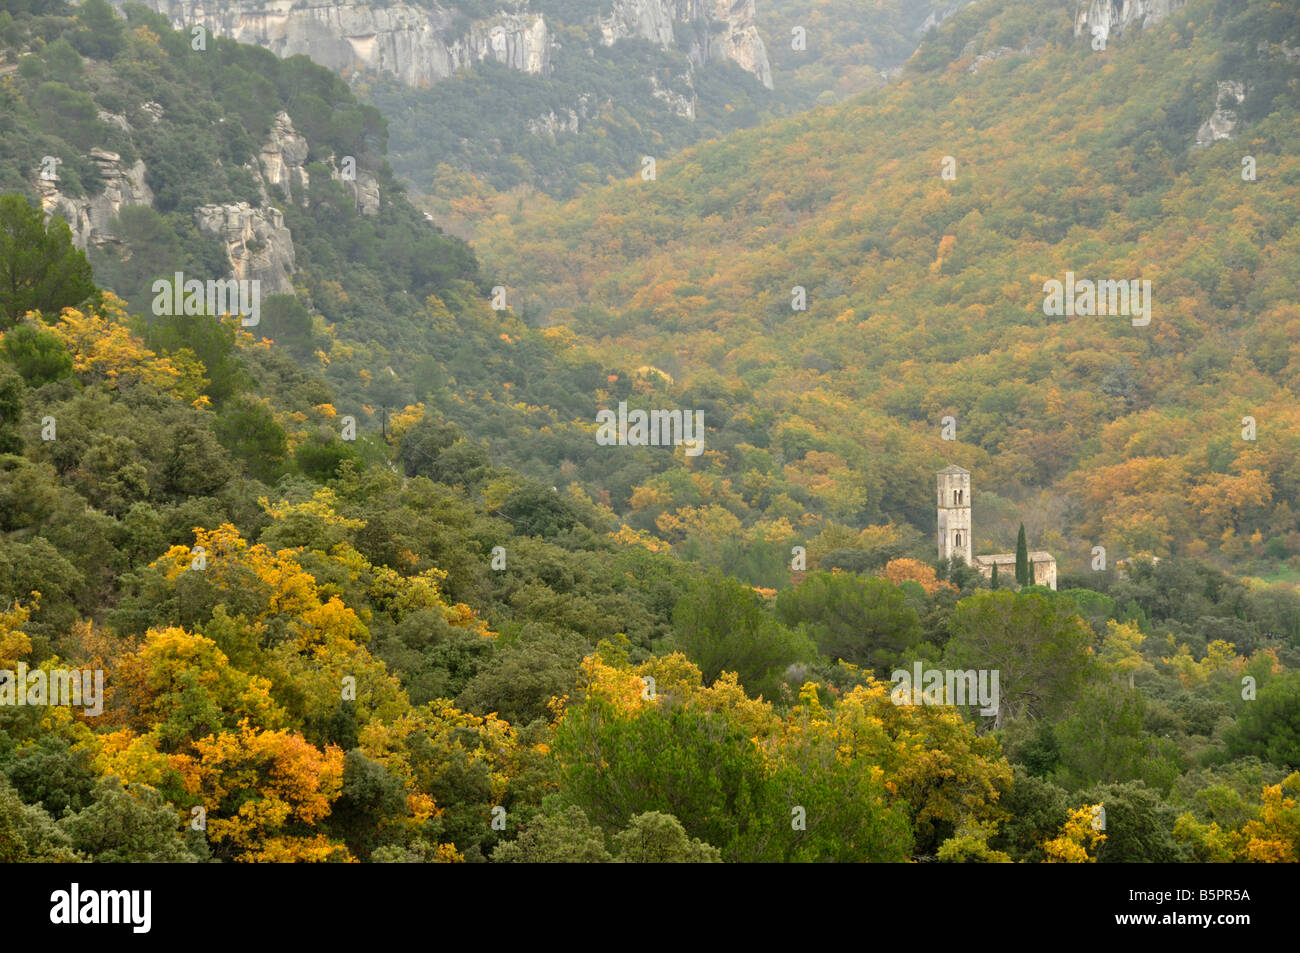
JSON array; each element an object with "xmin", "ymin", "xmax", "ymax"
[
  {"xmin": 609, "ymin": 523, "xmax": 671, "ymax": 552},
  {"xmin": 0, "ymin": 595, "xmax": 35, "ymax": 668},
  {"xmin": 1042, "ymin": 805, "xmax": 1106, "ymax": 862},
  {"xmin": 259, "ymin": 489, "xmax": 365, "ymax": 529},
  {"xmin": 45, "ymin": 294, "xmax": 204, "ymax": 402},
  {"xmin": 1176, "ymin": 773, "xmax": 1300, "ymax": 862}
]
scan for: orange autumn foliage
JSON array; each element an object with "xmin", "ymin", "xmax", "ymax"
[{"xmin": 879, "ymin": 558, "xmax": 956, "ymax": 594}]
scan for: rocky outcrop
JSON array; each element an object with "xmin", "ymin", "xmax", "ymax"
[
  {"xmin": 36, "ymin": 102, "xmax": 370, "ymax": 289},
  {"xmin": 97, "ymin": 109, "xmax": 132, "ymax": 132},
  {"xmin": 1074, "ymin": 0, "xmax": 1188, "ymax": 45},
  {"xmin": 113, "ymin": 0, "xmax": 772, "ymax": 89},
  {"xmin": 703, "ymin": 0, "xmax": 770, "ymax": 89},
  {"xmin": 343, "ymin": 169, "xmax": 381, "ymax": 215},
  {"xmin": 113, "ymin": 1, "xmax": 552, "ymax": 87},
  {"xmin": 258, "ymin": 110, "xmax": 310, "ymax": 204},
  {"xmin": 599, "ymin": 0, "xmax": 674, "ymax": 49},
  {"xmin": 1256, "ymin": 39, "xmax": 1300, "ymax": 64},
  {"xmin": 243, "ymin": 110, "xmax": 379, "ymax": 214},
  {"xmin": 597, "ymin": 0, "xmax": 771, "ymax": 89},
  {"xmin": 525, "ymin": 93, "xmax": 597, "ymax": 138},
  {"xmin": 326, "ymin": 159, "xmax": 381, "ymax": 215},
  {"xmin": 648, "ymin": 74, "xmax": 696, "ymax": 119},
  {"xmin": 527, "ymin": 108, "xmax": 581, "ymax": 138},
  {"xmin": 963, "ymin": 41, "xmax": 1038, "ymax": 74},
  {"xmin": 194, "ymin": 202, "xmax": 296, "ymax": 294},
  {"xmin": 37, "ymin": 148, "xmax": 154, "ymax": 250},
  {"xmin": 1194, "ymin": 80, "xmax": 1246, "ymax": 148},
  {"xmin": 915, "ymin": 1, "xmax": 976, "ymax": 36}
]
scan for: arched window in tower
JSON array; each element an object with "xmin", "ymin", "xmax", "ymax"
[
  {"xmin": 955, "ymin": 532, "xmax": 962, "ymax": 547},
  {"xmin": 957, "ymin": 489, "xmax": 964, "ymax": 504}
]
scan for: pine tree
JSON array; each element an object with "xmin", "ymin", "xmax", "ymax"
[
  {"xmin": 0, "ymin": 193, "xmax": 96, "ymax": 329},
  {"xmin": 1015, "ymin": 524, "xmax": 1029, "ymax": 587}
]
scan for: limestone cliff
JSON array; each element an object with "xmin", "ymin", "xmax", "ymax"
[
  {"xmin": 1194, "ymin": 80, "xmax": 1246, "ymax": 148},
  {"xmin": 596, "ymin": 0, "xmax": 770, "ymax": 89},
  {"xmin": 257, "ymin": 110, "xmax": 311, "ymax": 205},
  {"xmin": 335, "ymin": 165, "xmax": 382, "ymax": 216},
  {"xmin": 37, "ymin": 148, "xmax": 153, "ymax": 251},
  {"xmin": 108, "ymin": 0, "xmax": 548, "ymax": 86},
  {"xmin": 703, "ymin": 0, "xmax": 771, "ymax": 90},
  {"xmin": 194, "ymin": 202, "xmax": 297, "ymax": 295},
  {"xmin": 111, "ymin": 0, "xmax": 771, "ymax": 89},
  {"xmin": 37, "ymin": 107, "xmax": 331, "ymax": 294},
  {"xmin": 1073, "ymin": 0, "xmax": 1188, "ymax": 45},
  {"xmin": 1072, "ymin": 2, "xmax": 1254, "ymax": 153},
  {"xmin": 915, "ymin": 1, "xmax": 976, "ymax": 36},
  {"xmin": 242, "ymin": 110, "xmax": 380, "ymax": 214}
]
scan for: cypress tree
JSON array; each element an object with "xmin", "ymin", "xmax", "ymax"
[
  {"xmin": 1015, "ymin": 523, "xmax": 1029, "ymax": 586},
  {"xmin": 990, "ymin": 562, "xmax": 999, "ymax": 590}
]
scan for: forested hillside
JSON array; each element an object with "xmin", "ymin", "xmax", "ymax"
[
  {"xmin": 0, "ymin": 0, "xmax": 1298, "ymax": 868},
  {"xmin": 478, "ymin": 0, "xmax": 1300, "ymax": 586},
  {"xmin": 0, "ymin": 0, "xmax": 651, "ymax": 493},
  {"xmin": 366, "ymin": 0, "xmax": 963, "ymax": 235}
]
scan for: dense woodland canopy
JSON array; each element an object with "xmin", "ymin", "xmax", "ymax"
[
  {"xmin": 0, "ymin": 0, "xmax": 1297, "ymax": 863},
  {"xmin": 479, "ymin": 0, "xmax": 1300, "ymax": 587},
  {"xmin": 366, "ymin": 0, "xmax": 959, "ymax": 236}
]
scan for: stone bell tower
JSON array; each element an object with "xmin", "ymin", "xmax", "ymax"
[{"xmin": 937, "ymin": 465, "xmax": 972, "ymax": 565}]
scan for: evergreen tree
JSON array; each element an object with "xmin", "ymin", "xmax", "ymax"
[
  {"xmin": 990, "ymin": 562, "xmax": 999, "ymax": 590},
  {"xmin": 0, "ymin": 194, "xmax": 96, "ymax": 329},
  {"xmin": 1015, "ymin": 524, "xmax": 1029, "ymax": 587}
]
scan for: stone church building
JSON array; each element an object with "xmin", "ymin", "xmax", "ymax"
[{"xmin": 937, "ymin": 465, "xmax": 1057, "ymax": 590}]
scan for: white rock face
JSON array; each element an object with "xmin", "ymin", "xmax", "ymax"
[
  {"xmin": 258, "ymin": 110, "xmax": 310, "ymax": 204},
  {"xmin": 706, "ymin": 0, "xmax": 771, "ymax": 89},
  {"xmin": 238, "ymin": 111, "xmax": 381, "ymax": 214},
  {"xmin": 194, "ymin": 202, "xmax": 297, "ymax": 294},
  {"xmin": 36, "ymin": 101, "xmax": 372, "ymax": 295},
  {"xmin": 525, "ymin": 93, "xmax": 597, "ymax": 138},
  {"xmin": 648, "ymin": 74, "xmax": 696, "ymax": 119},
  {"xmin": 599, "ymin": 0, "xmax": 675, "ymax": 49},
  {"xmin": 915, "ymin": 1, "xmax": 976, "ymax": 36},
  {"xmin": 1195, "ymin": 80, "xmax": 1246, "ymax": 148},
  {"xmin": 97, "ymin": 109, "xmax": 132, "ymax": 132},
  {"xmin": 1256, "ymin": 39, "xmax": 1300, "ymax": 64},
  {"xmin": 38, "ymin": 148, "xmax": 154, "ymax": 250},
  {"xmin": 114, "ymin": 0, "xmax": 552, "ymax": 86},
  {"xmin": 327, "ymin": 158, "xmax": 382, "ymax": 215},
  {"xmin": 527, "ymin": 108, "xmax": 581, "ymax": 138},
  {"xmin": 1074, "ymin": 0, "xmax": 1188, "ymax": 44},
  {"xmin": 614, "ymin": 0, "xmax": 770, "ymax": 90},
  {"xmin": 113, "ymin": 0, "xmax": 771, "ymax": 89},
  {"xmin": 347, "ymin": 170, "xmax": 381, "ymax": 215}
]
